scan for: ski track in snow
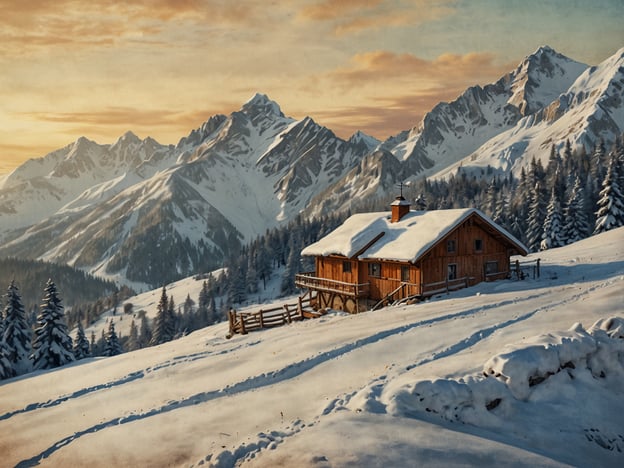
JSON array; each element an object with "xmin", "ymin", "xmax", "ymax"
[
  {"xmin": 0, "ymin": 339, "xmax": 262, "ymax": 422},
  {"xmin": 14, "ymin": 277, "xmax": 614, "ymax": 467}
]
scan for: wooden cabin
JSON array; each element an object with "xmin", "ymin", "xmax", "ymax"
[{"xmin": 295, "ymin": 197, "xmax": 528, "ymax": 313}]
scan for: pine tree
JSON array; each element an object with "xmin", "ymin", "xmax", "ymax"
[
  {"xmin": 281, "ymin": 230, "xmax": 302, "ymax": 295},
  {"xmin": 167, "ymin": 296, "xmax": 177, "ymax": 339},
  {"xmin": 415, "ymin": 193, "xmax": 427, "ymax": 210},
  {"xmin": 3, "ymin": 280, "xmax": 32, "ymax": 374},
  {"xmin": 139, "ymin": 315, "xmax": 151, "ymax": 348},
  {"xmin": 196, "ymin": 281, "xmax": 209, "ymax": 327},
  {"xmin": 540, "ymin": 188, "xmax": 565, "ymax": 250},
  {"xmin": 126, "ymin": 319, "xmax": 139, "ymax": 352},
  {"xmin": 0, "ymin": 338, "xmax": 14, "ymax": 380},
  {"xmin": 31, "ymin": 279, "xmax": 75, "ymax": 370},
  {"xmin": 594, "ymin": 154, "xmax": 624, "ymax": 234},
  {"xmin": 563, "ymin": 176, "xmax": 590, "ymax": 243},
  {"xmin": 208, "ymin": 295, "xmax": 218, "ymax": 324},
  {"xmin": 526, "ymin": 182, "xmax": 547, "ymax": 252},
  {"xmin": 104, "ymin": 321, "xmax": 123, "ymax": 357},
  {"xmin": 151, "ymin": 286, "xmax": 171, "ymax": 345},
  {"xmin": 73, "ymin": 321, "xmax": 91, "ymax": 360}
]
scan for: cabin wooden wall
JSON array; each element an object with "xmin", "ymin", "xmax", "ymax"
[
  {"xmin": 419, "ymin": 216, "xmax": 511, "ymax": 286},
  {"xmin": 359, "ymin": 260, "xmax": 421, "ymax": 301},
  {"xmin": 315, "ymin": 257, "xmax": 358, "ymax": 284}
]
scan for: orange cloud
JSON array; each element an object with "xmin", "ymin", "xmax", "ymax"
[
  {"xmin": 298, "ymin": 0, "xmax": 456, "ymax": 35},
  {"xmin": 327, "ymin": 50, "xmax": 513, "ymax": 89},
  {"xmin": 0, "ymin": 0, "xmax": 266, "ymax": 56}
]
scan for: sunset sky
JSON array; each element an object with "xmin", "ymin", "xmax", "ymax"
[{"xmin": 1, "ymin": 0, "xmax": 622, "ymax": 175}]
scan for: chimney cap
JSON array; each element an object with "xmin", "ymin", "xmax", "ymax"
[{"xmin": 391, "ymin": 196, "xmax": 410, "ymax": 206}]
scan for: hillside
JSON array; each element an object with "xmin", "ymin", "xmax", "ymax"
[{"xmin": 1, "ymin": 227, "xmax": 622, "ymax": 467}]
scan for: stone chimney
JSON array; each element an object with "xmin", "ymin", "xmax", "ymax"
[{"xmin": 390, "ymin": 196, "xmax": 410, "ymax": 223}]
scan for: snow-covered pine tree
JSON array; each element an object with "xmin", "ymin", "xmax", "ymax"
[
  {"xmin": 151, "ymin": 286, "xmax": 169, "ymax": 345},
  {"xmin": 563, "ymin": 176, "xmax": 590, "ymax": 243},
  {"xmin": 540, "ymin": 188, "xmax": 565, "ymax": 250},
  {"xmin": 104, "ymin": 321, "xmax": 123, "ymax": 356},
  {"xmin": 3, "ymin": 280, "xmax": 32, "ymax": 374},
  {"xmin": 73, "ymin": 321, "xmax": 91, "ymax": 360},
  {"xmin": 594, "ymin": 154, "xmax": 624, "ymax": 234},
  {"xmin": 0, "ymin": 338, "xmax": 14, "ymax": 380},
  {"xmin": 415, "ymin": 193, "xmax": 427, "ymax": 211},
  {"xmin": 31, "ymin": 279, "xmax": 75, "ymax": 370}
]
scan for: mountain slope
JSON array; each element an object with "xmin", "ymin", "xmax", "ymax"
[{"xmin": 1, "ymin": 228, "xmax": 622, "ymax": 467}]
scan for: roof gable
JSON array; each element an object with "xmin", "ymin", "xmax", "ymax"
[{"xmin": 301, "ymin": 208, "xmax": 528, "ymax": 262}]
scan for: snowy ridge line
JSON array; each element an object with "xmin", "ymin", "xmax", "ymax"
[{"xmin": 0, "ymin": 339, "xmax": 261, "ymax": 422}]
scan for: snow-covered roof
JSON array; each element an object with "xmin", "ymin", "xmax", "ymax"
[{"xmin": 301, "ymin": 208, "xmax": 528, "ymax": 262}]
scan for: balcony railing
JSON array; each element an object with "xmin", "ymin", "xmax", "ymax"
[{"xmin": 295, "ymin": 272, "xmax": 369, "ymax": 298}]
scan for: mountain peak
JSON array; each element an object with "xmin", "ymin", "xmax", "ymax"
[
  {"xmin": 241, "ymin": 93, "xmax": 284, "ymax": 117},
  {"xmin": 348, "ymin": 130, "xmax": 380, "ymax": 152},
  {"xmin": 114, "ymin": 131, "xmax": 141, "ymax": 146},
  {"xmin": 532, "ymin": 45, "xmax": 557, "ymax": 56}
]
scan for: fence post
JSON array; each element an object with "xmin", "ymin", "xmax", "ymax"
[
  {"xmin": 227, "ymin": 310, "xmax": 234, "ymax": 337},
  {"xmin": 536, "ymin": 258, "xmax": 540, "ymax": 278},
  {"xmin": 515, "ymin": 260, "xmax": 520, "ymax": 280},
  {"xmin": 258, "ymin": 310, "xmax": 264, "ymax": 329},
  {"xmin": 240, "ymin": 312, "xmax": 247, "ymax": 334}
]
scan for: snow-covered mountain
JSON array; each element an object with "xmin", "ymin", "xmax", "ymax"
[
  {"xmin": 2, "ymin": 228, "xmax": 623, "ymax": 467},
  {"xmin": 0, "ymin": 94, "xmax": 370, "ymax": 287},
  {"xmin": 435, "ymin": 46, "xmax": 624, "ymax": 179},
  {"xmin": 1, "ymin": 47, "xmax": 622, "ymax": 287},
  {"xmin": 306, "ymin": 46, "xmax": 605, "ymax": 216}
]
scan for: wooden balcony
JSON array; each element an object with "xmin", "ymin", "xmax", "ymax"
[{"xmin": 295, "ymin": 272, "xmax": 370, "ymax": 298}]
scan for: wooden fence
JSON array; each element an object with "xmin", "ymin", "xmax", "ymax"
[
  {"xmin": 513, "ymin": 258, "xmax": 541, "ymax": 280},
  {"xmin": 226, "ymin": 291, "xmax": 324, "ymax": 338},
  {"xmin": 421, "ymin": 276, "xmax": 472, "ymax": 297}
]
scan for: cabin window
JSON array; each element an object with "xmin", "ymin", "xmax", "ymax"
[
  {"xmin": 447, "ymin": 263, "xmax": 457, "ymax": 281},
  {"xmin": 368, "ymin": 262, "xmax": 381, "ymax": 278},
  {"xmin": 474, "ymin": 239, "xmax": 483, "ymax": 252},
  {"xmin": 343, "ymin": 261, "xmax": 352, "ymax": 273},
  {"xmin": 447, "ymin": 239, "xmax": 456, "ymax": 253},
  {"xmin": 485, "ymin": 261, "xmax": 498, "ymax": 276},
  {"xmin": 401, "ymin": 265, "xmax": 410, "ymax": 282}
]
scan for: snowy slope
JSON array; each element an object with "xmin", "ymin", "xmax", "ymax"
[{"xmin": 1, "ymin": 227, "xmax": 622, "ymax": 467}]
